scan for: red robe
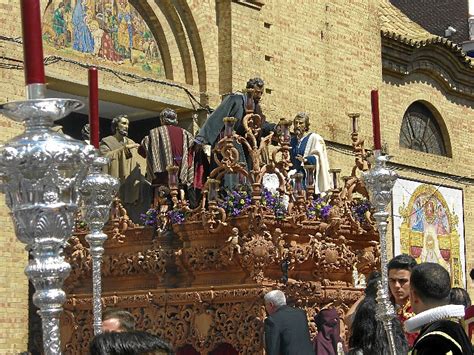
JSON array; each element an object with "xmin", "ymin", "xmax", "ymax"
[{"xmin": 397, "ymin": 300, "xmax": 418, "ymax": 348}]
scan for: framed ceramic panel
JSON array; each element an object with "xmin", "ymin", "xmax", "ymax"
[
  {"xmin": 392, "ymin": 178, "xmax": 465, "ymax": 287},
  {"xmin": 42, "ymin": 0, "xmax": 165, "ymax": 78}
]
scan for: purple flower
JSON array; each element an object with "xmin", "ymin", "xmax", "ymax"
[
  {"xmin": 219, "ymin": 185, "xmax": 252, "ymax": 217},
  {"xmin": 351, "ymin": 199, "xmax": 371, "ymax": 223},
  {"xmin": 307, "ymin": 195, "xmax": 331, "ymax": 220},
  {"xmin": 140, "ymin": 208, "xmax": 159, "ymax": 227},
  {"xmin": 261, "ymin": 188, "xmax": 287, "ymax": 220},
  {"xmin": 168, "ymin": 209, "xmax": 186, "ymax": 224},
  {"xmin": 321, "ymin": 205, "xmax": 332, "ymax": 220}
]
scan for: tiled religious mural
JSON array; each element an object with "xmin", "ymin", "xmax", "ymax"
[
  {"xmin": 392, "ymin": 178, "xmax": 466, "ymax": 287},
  {"xmin": 43, "ymin": 0, "xmax": 164, "ymax": 77}
]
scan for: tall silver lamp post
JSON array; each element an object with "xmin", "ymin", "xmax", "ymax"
[
  {"xmin": 0, "ymin": 98, "xmax": 96, "ymax": 354},
  {"xmin": 362, "ymin": 150, "xmax": 399, "ymax": 355},
  {"xmin": 80, "ymin": 157, "xmax": 119, "ymax": 335}
]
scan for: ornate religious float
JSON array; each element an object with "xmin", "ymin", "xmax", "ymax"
[{"xmin": 58, "ymin": 113, "xmax": 381, "ymax": 354}]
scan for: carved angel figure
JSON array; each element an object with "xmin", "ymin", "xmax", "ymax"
[{"xmin": 226, "ymin": 227, "xmax": 242, "ymax": 261}]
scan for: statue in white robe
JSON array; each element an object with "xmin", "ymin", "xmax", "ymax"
[{"xmin": 289, "ymin": 112, "xmax": 331, "ymax": 194}]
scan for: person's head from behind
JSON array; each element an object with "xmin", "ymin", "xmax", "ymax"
[
  {"xmin": 90, "ymin": 330, "xmax": 174, "ymax": 355},
  {"xmin": 364, "ymin": 271, "xmax": 382, "ymax": 299},
  {"xmin": 159, "ymin": 108, "xmax": 178, "ymax": 126},
  {"xmin": 102, "ymin": 308, "xmax": 135, "ymax": 333},
  {"xmin": 409, "ymin": 262, "xmax": 451, "ymax": 314},
  {"xmin": 387, "ymin": 254, "xmax": 417, "ymax": 306},
  {"xmin": 263, "ymin": 290, "xmax": 286, "ymax": 315},
  {"xmin": 449, "ymin": 287, "xmax": 471, "ymax": 308}
]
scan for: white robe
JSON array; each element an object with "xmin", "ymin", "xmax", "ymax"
[{"xmin": 294, "ymin": 132, "xmax": 331, "ymax": 194}]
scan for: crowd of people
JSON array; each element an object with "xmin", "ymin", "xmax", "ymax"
[
  {"xmin": 89, "ymin": 257, "xmax": 473, "ymax": 354},
  {"xmin": 262, "ymin": 257, "xmax": 473, "ymax": 355}
]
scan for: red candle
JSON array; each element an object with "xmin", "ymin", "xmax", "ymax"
[
  {"xmin": 371, "ymin": 90, "xmax": 382, "ymax": 150},
  {"xmin": 20, "ymin": 0, "xmax": 46, "ymax": 85},
  {"xmin": 88, "ymin": 68, "xmax": 100, "ymax": 149}
]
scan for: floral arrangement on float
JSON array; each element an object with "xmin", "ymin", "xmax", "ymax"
[{"xmin": 137, "ymin": 113, "xmax": 377, "ymax": 238}]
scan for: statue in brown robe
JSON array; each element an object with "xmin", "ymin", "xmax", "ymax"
[{"xmin": 100, "ymin": 115, "xmax": 149, "ymax": 221}]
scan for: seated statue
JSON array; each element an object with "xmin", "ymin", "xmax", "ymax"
[
  {"xmin": 290, "ymin": 112, "xmax": 331, "ymax": 193},
  {"xmin": 139, "ymin": 108, "xmax": 194, "ymax": 203},
  {"xmin": 99, "ymin": 114, "xmax": 149, "ymax": 221}
]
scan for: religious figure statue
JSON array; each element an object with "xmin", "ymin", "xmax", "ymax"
[
  {"xmin": 225, "ymin": 227, "xmax": 241, "ymax": 261},
  {"xmin": 193, "ymin": 77, "xmax": 276, "ymax": 188},
  {"xmin": 420, "ymin": 225, "xmax": 450, "ymax": 272},
  {"xmin": 290, "ymin": 112, "xmax": 331, "ymax": 193},
  {"xmin": 100, "ymin": 114, "xmax": 149, "ymax": 222},
  {"xmin": 139, "ymin": 108, "xmax": 194, "ymax": 203}
]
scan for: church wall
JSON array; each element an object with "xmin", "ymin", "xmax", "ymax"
[
  {"xmin": 229, "ymin": 0, "xmax": 383, "ymax": 147},
  {"xmin": 0, "ymin": 0, "xmax": 473, "ymax": 352},
  {"xmin": 382, "ymin": 76, "xmax": 474, "ymax": 296}
]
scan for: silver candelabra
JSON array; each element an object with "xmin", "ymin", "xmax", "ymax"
[
  {"xmin": 362, "ymin": 150, "xmax": 399, "ymax": 355},
  {"xmin": 80, "ymin": 157, "xmax": 119, "ymax": 335},
  {"xmin": 0, "ymin": 98, "xmax": 96, "ymax": 354}
]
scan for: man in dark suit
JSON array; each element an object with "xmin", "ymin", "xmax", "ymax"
[
  {"xmin": 264, "ymin": 290, "xmax": 314, "ymax": 355},
  {"xmin": 407, "ymin": 263, "xmax": 472, "ymax": 355}
]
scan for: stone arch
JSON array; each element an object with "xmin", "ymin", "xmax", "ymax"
[
  {"xmin": 172, "ymin": 0, "xmax": 207, "ymax": 94},
  {"xmin": 129, "ymin": 0, "xmax": 174, "ymax": 80},
  {"xmin": 153, "ymin": 0, "xmax": 194, "ymax": 85},
  {"xmin": 399, "ymin": 100, "xmax": 452, "ymax": 157}
]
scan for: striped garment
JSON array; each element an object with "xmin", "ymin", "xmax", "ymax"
[{"xmin": 141, "ymin": 125, "xmax": 194, "ymax": 186}]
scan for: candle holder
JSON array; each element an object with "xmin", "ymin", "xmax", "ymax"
[
  {"xmin": 278, "ymin": 118, "xmax": 292, "ymax": 145},
  {"xmin": 303, "ymin": 164, "xmax": 316, "ymax": 196},
  {"xmin": 79, "ymin": 157, "xmax": 119, "ymax": 335},
  {"xmin": 223, "ymin": 116, "xmax": 237, "ymax": 137},
  {"xmin": 348, "ymin": 112, "xmax": 360, "ymax": 133},
  {"xmin": 0, "ymin": 98, "xmax": 96, "ymax": 355},
  {"xmin": 329, "ymin": 168, "xmax": 341, "ymax": 190},
  {"xmin": 167, "ymin": 165, "xmax": 179, "ymax": 207},
  {"xmin": 362, "ymin": 150, "xmax": 398, "ymax": 355},
  {"xmin": 207, "ymin": 178, "xmax": 220, "ymax": 202},
  {"xmin": 293, "ymin": 172, "xmax": 305, "ymax": 203}
]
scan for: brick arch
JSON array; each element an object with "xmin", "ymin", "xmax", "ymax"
[
  {"xmin": 172, "ymin": 0, "xmax": 207, "ymax": 93},
  {"xmin": 129, "ymin": 0, "xmax": 174, "ymax": 80},
  {"xmin": 407, "ymin": 45, "xmax": 474, "ymax": 101},
  {"xmin": 154, "ymin": 0, "xmax": 194, "ymax": 85}
]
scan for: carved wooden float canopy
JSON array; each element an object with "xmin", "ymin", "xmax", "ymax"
[{"xmin": 60, "ymin": 113, "xmax": 380, "ymax": 354}]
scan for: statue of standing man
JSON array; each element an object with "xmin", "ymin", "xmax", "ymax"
[
  {"xmin": 290, "ymin": 112, "xmax": 331, "ymax": 194},
  {"xmin": 100, "ymin": 114, "xmax": 149, "ymax": 221},
  {"xmin": 139, "ymin": 108, "xmax": 194, "ymax": 203}
]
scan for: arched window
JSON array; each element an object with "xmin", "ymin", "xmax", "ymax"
[{"xmin": 399, "ymin": 102, "xmax": 448, "ymax": 156}]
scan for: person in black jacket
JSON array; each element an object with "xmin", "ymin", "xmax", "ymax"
[
  {"xmin": 263, "ymin": 290, "xmax": 314, "ymax": 355},
  {"xmin": 408, "ymin": 262, "xmax": 472, "ymax": 355},
  {"xmin": 89, "ymin": 330, "xmax": 174, "ymax": 354}
]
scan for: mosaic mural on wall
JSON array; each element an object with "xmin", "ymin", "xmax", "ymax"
[
  {"xmin": 42, "ymin": 0, "xmax": 164, "ymax": 77},
  {"xmin": 392, "ymin": 178, "xmax": 466, "ymax": 287}
]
